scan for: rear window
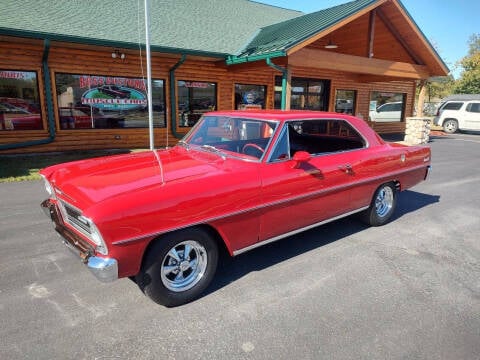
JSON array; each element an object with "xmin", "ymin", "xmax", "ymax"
[{"xmin": 441, "ymin": 102, "xmax": 463, "ymax": 111}]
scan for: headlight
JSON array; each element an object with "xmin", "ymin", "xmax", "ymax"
[
  {"xmin": 41, "ymin": 175, "xmax": 55, "ymax": 198},
  {"xmin": 78, "ymin": 215, "xmax": 108, "ymax": 255}
]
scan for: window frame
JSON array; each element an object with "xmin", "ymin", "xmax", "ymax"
[
  {"xmin": 334, "ymin": 89, "xmax": 356, "ymax": 115},
  {"xmin": 54, "ymin": 72, "xmax": 166, "ymax": 130},
  {"xmin": 234, "ymin": 83, "xmax": 266, "ymax": 110},
  {"xmin": 267, "ymin": 118, "xmax": 367, "ymax": 163},
  {"xmin": 274, "ymin": 76, "xmax": 330, "ymax": 111},
  {"xmin": 177, "ymin": 80, "xmax": 217, "ymax": 128},
  {"xmin": 369, "ymin": 91, "xmax": 407, "ymax": 122},
  {"xmin": 0, "ymin": 68, "xmax": 44, "ymax": 131}
]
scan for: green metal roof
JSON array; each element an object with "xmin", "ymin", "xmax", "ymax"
[
  {"xmin": 228, "ymin": 0, "xmax": 378, "ymax": 63},
  {"xmin": 0, "ymin": 0, "xmax": 447, "ymax": 74},
  {"xmin": 0, "ymin": 0, "xmax": 302, "ymax": 57}
]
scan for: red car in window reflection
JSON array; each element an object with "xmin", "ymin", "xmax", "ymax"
[
  {"xmin": 40, "ymin": 110, "xmax": 431, "ymax": 307},
  {"xmin": 0, "ymin": 102, "xmax": 42, "ymax": 130},
  {"xmin": 59, "ymin": 107, "xmax": 124, "ymax": 129},
  {"xmin": 97, "ymin": 85, "xmax": 131, "ymax": 99}
]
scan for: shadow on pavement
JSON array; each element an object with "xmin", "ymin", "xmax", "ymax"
[{"xmin": 206, "ymin": 189, "xmax": 440, "ymax": 296}]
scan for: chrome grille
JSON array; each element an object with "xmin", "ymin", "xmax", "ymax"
[{"xmin": 59, "ymin": 200, "xmax": 92, "ymax": 236}]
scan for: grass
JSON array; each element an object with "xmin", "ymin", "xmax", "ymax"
[{"xmin": 0, "ymin": 149, "xmax": 135, "ymax": 182}]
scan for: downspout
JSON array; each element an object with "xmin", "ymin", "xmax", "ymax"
[
  {"xmin": 266, "ymin": 58, "xmax": 288, "ymax": 110},
  {"xmin": 169, "ymin": 54, "xmax": 186, "ymax": 139},
  {"xmin": 0, "ymin": 39, "xmax": 56, "ymax": 150}
]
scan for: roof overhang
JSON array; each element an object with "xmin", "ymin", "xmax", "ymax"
[{"xmin": 0, "ymin": 28, "xmax": 228, "ymax": 60}]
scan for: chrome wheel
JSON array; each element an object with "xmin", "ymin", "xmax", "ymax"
[
  {"xmin": 443, "ymin": 119, "xmax": 458, "ymax": 133},
  {"xmin": 375, "ymin": 186, "xmax": 394, "ymax": 218},
  {"xmin": 160, "ymin": 240, "xmax": 208, "ymax": 292}
]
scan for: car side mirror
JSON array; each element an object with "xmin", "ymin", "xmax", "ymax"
[{"xmin": 292, "ymin": 151, "xmax": 311, "ymax": 167}]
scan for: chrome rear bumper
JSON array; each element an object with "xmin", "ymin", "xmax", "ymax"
[{"xmin": 41, "ymin": 199, "xmax": 118, "ymax": 282}]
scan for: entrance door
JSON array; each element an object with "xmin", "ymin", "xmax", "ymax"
[{"xmin": 275, "ymin": 77, "xmax": 330, "ymax": 111}]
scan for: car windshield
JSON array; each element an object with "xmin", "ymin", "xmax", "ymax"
[{"xmin": 182, "ymin": 115, "xmax": 278, "ymax": 160}]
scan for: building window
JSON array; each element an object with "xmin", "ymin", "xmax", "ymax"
[
  {"xmin": 275, "ymin": 77, "xmax": 330, "ymax": 110},
  {"xmin": 55, "ymin": 73, "xmax": 166, "ymax": 129},
  {"xmin": 235, "ymin": 84, "xmax": 266, "ymax": 110},
  {"xmin": 369, "ymin": 91, "xmax": 406, "ymax": 122},
  {"xmin": 0, "ymin": 70, "xmax": 43, "ymax": 131},
  {"xmin": 178, "ymin": 80, "xmax": 216, "ymax": 127},
  {"xmin": 334, "ymin": 90, "xmax": 356, "ymax": 115}
]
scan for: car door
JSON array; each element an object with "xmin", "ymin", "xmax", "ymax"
[
  {"xmin": 464, "ymin": 102, "xmax": 480, "ymax": 130},
  {"xmin": 258, "ymin": 120, "xmax": 364, "ymax": 242}
]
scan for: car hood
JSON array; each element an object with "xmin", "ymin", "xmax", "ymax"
[{"xmin": 41, "ymin": 147, "xmax": 227, "ymax": 209}]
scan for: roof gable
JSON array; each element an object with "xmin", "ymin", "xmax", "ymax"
[
  {"xmin": 231, "ymin": 0, "xmax": 378, "ymax": 60},
  {"xmin": 227, "ymin": 0, "xmax": 448, "ymax": 76}
]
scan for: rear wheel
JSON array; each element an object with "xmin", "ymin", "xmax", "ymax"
[
  {"xmin": 443, "ymin": 119, "xmax": 458, "ymax": 133},
  {"xmin": 361, "ymin": 183, "xmax": 397, "ymax": 226},
  {"xmin": 137, "ymin": 228, "xmax": 218, "ymax": 307}
]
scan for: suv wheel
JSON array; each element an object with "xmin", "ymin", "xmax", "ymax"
[{"xmin": 443, "ymin": 119, "xmax": 458, "ymax": 133}]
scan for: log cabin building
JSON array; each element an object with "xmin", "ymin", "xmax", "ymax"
[{"xmin": 0, "ymin": 0, "xmax": 448, "ymax": 153}]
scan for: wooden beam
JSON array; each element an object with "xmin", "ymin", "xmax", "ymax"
[
  {"xmin": 417, "ymin": 79, "xmax": 427, "ymax": 117},
  {"xmin": 367, "ymin": 9, "xmax": 376, "ymax": 58},
  {"xmin": 286, "ymin": 0, "xmax": 388, "ymax": 56},
  {"xmin": 285, "ymin": 65, "xmax": 292, "ymax": 110},
  {"xmin": 356, "ymin": 74, "xmax": 412, "ymax": 82},
  {"xmin": 289, "ymin": 48, "xmax": 430, "ymax": 79}
]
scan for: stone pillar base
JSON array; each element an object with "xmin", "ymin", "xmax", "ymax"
[{"xmin": 404, "ymin": 117, "xmax": 430, "ymax": 145}]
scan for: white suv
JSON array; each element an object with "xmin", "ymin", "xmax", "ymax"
[{"xmin": 434, "ymin": 100, "xmax": 480, "ymax": 133}]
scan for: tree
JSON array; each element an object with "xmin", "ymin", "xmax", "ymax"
[
  {"xmin": 453, "ymin": 34, "xmax": 480, "ymax": 94},
  {"xmin": 415, "ymin": 76, "xmax": 454, "ymax": 116}
]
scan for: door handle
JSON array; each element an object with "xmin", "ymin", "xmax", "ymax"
[{"xmin": 338, "ymin": 164, "xmax": 353, "ymax": 174}]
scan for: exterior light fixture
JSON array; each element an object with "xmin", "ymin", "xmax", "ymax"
[
  {"xmin": 324, "ymin": 40, "xmax": 338, "ymax": 49},
  {"xmin": 111, "ymin": 49, "xmax": 126, "ymax": 60}
]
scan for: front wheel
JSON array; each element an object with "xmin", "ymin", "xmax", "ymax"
[
  {"xmin": 137, "ymin": 228, "xmax": 218, "ymax": 307},
  {"xmin": 360, "ymin": 183, "xmax": 397, "ymax": 226},
  {"xmin": 443, "ymin": 119, "xmax": 458, "ymax": 133}
]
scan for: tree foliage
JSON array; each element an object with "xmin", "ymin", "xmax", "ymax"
[{"xmin": 453, "ymin": 33, "xmax": 480, "ymax": 94}]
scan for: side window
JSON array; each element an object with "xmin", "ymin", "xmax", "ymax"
[
  {"xmin": 270, "ymin": 119, "xmax": 365, "ymax": 160},
  {"xmin": 466, "ymin": 103, "xmax": 480, "ymax": 113},
  {"xmin": 442, "ymin": 102, "xmax": 463, "ymax": 111}
]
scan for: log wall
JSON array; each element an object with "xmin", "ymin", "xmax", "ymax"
[{"xmin": 1, "ymin": 38, "xmax": 415, "ymax": 153}]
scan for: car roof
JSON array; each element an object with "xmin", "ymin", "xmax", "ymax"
[
  {"xmin": 203, "ymin": 110, "xmax": 380, "ymax": 142},
  {"xmin": 205, "ymin": 109, "xmax": 354, "ymax": 120},
  {"xmin": 442, "ymin": 95, "xmax": 480, "ymax": 102}
]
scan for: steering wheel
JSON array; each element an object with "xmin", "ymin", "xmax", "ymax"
[{"xmin": 242, "ymin": 143, "xmax": 265, "ymax": 158}]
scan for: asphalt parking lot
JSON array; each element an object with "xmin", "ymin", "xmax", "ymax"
[{"xmin": 1, "ymin": 133, "xmax": 479, "ymax": 360}]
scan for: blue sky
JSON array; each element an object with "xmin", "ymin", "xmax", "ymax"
[{"xmin": 257, "ymin": 0, "xmax": 479, "ymax": 78}]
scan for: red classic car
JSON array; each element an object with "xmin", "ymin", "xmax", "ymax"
[{"xmin": 40, "ymin": 110, "xmax": 431, "ymax": 306}]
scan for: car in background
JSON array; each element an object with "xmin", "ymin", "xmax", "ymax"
[
  {"xmin": 40, "ymin": 110, "xmax": 431, "ymax": 307},
  {"xmin": 369, "ymin": 101, "xmax": 403, "ymax": 122},
  {"xmin": 433, "ymin": 99, "xmax": 480, "ymax": 133},
  {"xmin": 0, "ymin": 102, "xmax": 42, "ymax": 130},
  {"xmin": 0, "ymin": 97, "xmax": 40, "ymax": 113},
  {"xmin": 335, "ymin": 99, "xmax": 353, "ymax": 114}
]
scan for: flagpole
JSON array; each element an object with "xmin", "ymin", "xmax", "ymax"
[{"xmin": 144, "ymin": 0, "xmax": 154, "ymax": 150}]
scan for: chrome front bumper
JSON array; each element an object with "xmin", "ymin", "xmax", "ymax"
[{"xmin": 41, "ymin": 199, "xmax": 118, "ymax": 282}]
